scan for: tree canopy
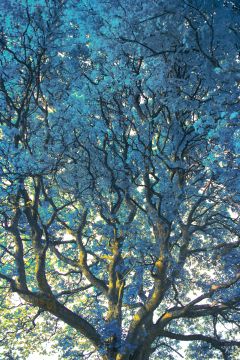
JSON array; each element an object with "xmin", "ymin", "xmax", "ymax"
[{"xmin": 0, "ymin": 0, "xmax": 240, "ymax": 359}]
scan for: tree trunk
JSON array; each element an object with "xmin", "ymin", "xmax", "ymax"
[
  {"xmin": 129, "ymin": 347, "xmax": 151, "ymax": 360},
  {"xmin": 104, "ymin": 346, "xmax": 151, "ymax": 360}
]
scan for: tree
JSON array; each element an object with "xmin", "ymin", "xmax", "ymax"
[{"xmin": 0, "ymin": 0, "xmax": 239, "ymax": 359}]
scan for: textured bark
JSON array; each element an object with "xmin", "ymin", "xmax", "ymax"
[{"xmin": 113, "ymin": 346, "xmax": 151, "ymax": 360}]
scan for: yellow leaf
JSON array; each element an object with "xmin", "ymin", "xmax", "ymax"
[
  {"xmin": 133, "ymin": 314, "xmax": 141, "ymax": 322},
  {"xmin": 162, "ymin": 312, "xmax": 172, "ymax": 319}
]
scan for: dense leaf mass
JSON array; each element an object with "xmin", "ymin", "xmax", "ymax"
[{"xmin": 0, "ymin": 0, "xmax": 239, "ymax": 359}]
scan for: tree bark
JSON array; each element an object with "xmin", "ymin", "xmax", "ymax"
[
  {"xmin": 129, "ymin": 347, "xmax": 151, "ymax": 360},
  {"xmin": 111, "ymin": 346, "xmax": 151, "ymax": 360}
]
